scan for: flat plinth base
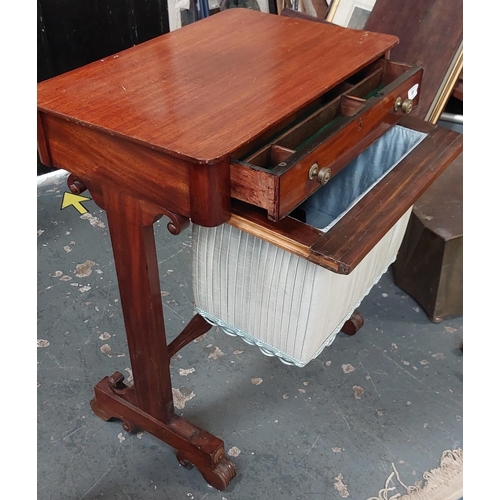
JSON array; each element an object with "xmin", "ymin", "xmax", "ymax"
[{"xmin": 90, "ymin": 374, "xmax": 236, "ymax": 490}]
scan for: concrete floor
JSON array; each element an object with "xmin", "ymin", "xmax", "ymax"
[{"xmin": 37, "ymin": 171, "xmax": 463, "ymax": 500}]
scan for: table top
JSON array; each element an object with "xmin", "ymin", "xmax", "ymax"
[{"xmin": 37, "ymin": 8, "xmax": 398, "ymax": 165}]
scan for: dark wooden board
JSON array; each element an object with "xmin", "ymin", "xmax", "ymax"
[{"xmin": 364, "ymin": 0, "xmax": 462, "ymax": 120}]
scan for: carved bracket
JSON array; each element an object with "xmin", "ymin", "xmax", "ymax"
[
  {"xmin": 67, "ymin": 173, "xmax": 106, "ymax": 209},
  {"xmin": 164, "ymin": 209, "xmax": 190, "ymax": 235},
  {"xmin": 138, "ymin": 199, "xmax": 190, "ymax": 234},
  {"xmin": 108, "ymin": 371, "xmax": 130, "ymax": 396},
  {"xmin": 67, "ymin": 173, "xmax": 87, "ymax": 195}
]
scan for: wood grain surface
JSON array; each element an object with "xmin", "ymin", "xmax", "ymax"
[{"xmin": 37, "ymin": 8, "xmax": 398, "ymax": 164}]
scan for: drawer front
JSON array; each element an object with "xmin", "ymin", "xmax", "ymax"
[
  {"xmin": 276, "ymin": 69, "xmax": 422, "ymax": 219},
  {"xmin": 230, "ymin": 61, "xmax": 423, "ymax": 221}
]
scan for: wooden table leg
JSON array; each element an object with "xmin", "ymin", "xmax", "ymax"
[
  {"xmin": 341, "ymin": 309, "xmax": 364, "ymax": 336},
  {"xmin": 89, "ymin": 188, "xmax": 236, "ymax": 490}
]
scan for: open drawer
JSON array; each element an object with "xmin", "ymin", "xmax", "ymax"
[
  {"xmin": 192, "ymin": 116, "xmax": 462, "ymax": 367},
  {"xmin": 227, "ymin": 115, "xmax": 463, "ymax": 275},
  {"xmin": 230, "ymin": 58, "xmax": 423, "ymax": 222}
]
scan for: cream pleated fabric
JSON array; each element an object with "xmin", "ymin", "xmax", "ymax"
[{"xmin": 192, "ymin": 208, "xmax": 411, "ymax": 367}]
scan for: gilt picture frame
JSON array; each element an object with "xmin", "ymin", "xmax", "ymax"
[{"xmin": 326, "ymin": 0, "xmax": 377, "ymax": 28}]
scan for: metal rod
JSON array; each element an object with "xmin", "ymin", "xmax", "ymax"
[{"xmin": 439, "ymin": 112, "xmax": 463, "ymax": 124}]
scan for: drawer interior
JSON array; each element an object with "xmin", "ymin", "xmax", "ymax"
[
  {"xmin": 291, "ymin": 124, "xmax": 427, "ymax": 231},
  {"xmin": 237, "ymin": 59, "xmax": 412, "ymax": 170}
]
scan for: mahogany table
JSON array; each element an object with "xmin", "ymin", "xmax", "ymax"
[{"xmin": 36, "ymin": 8, "xmax": 438, "ymax": 490}]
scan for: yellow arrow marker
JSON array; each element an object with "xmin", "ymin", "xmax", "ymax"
[{"xmin": 61, "ymin": 192, "xmax": 91, "ymax": 215}]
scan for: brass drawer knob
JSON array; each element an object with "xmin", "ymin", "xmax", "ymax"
[
  {"xmin": 317, "ymin": 167, "xmax": 331, "ymax": 185},
  {"xmin": 309, "ymin": 163, "xmax": 331, "ymax": 185},
  {"xmin": 401, "ymin": 98, "xmax": 413, "ymax": 114},
  {"xmin": 394, "ymin": 96, "xmax": 413, "ymax": 114}
]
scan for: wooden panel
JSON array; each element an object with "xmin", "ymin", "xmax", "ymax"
[
  {"xmin": 310, "ymin": 117, "xmax": 463, "ymax": 273},
  {"xmin": 37, "ymin": 9, "xmax": 398, "ymax": 164},
  {"xmin": 228, "ymin": 200, "xmax": 324, "ymax": 259},
  {"xmin": 280, "ymin": 7, "xmax": 330, "ymax": 24},
  {"xmin": 270, "ymin": 145, "xmax": 296, "ymax": 165},
  {"xmin": 341, "ymin": 95, "xmax": 366, "ymax": 116},
  {"xmin": 41, "ymin": 113, "xmax": 192, "ymax": 217},
  {"xmin": 230, "ymin": 162, "xmax": 277, "ymax": 213},
  {"xmin": 189, "ymin": 158, "xmax": 231, "ymax": 227},
  {"xmin": 364, "ymin": 0, "xmax": 463, "ymax": 121}
]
